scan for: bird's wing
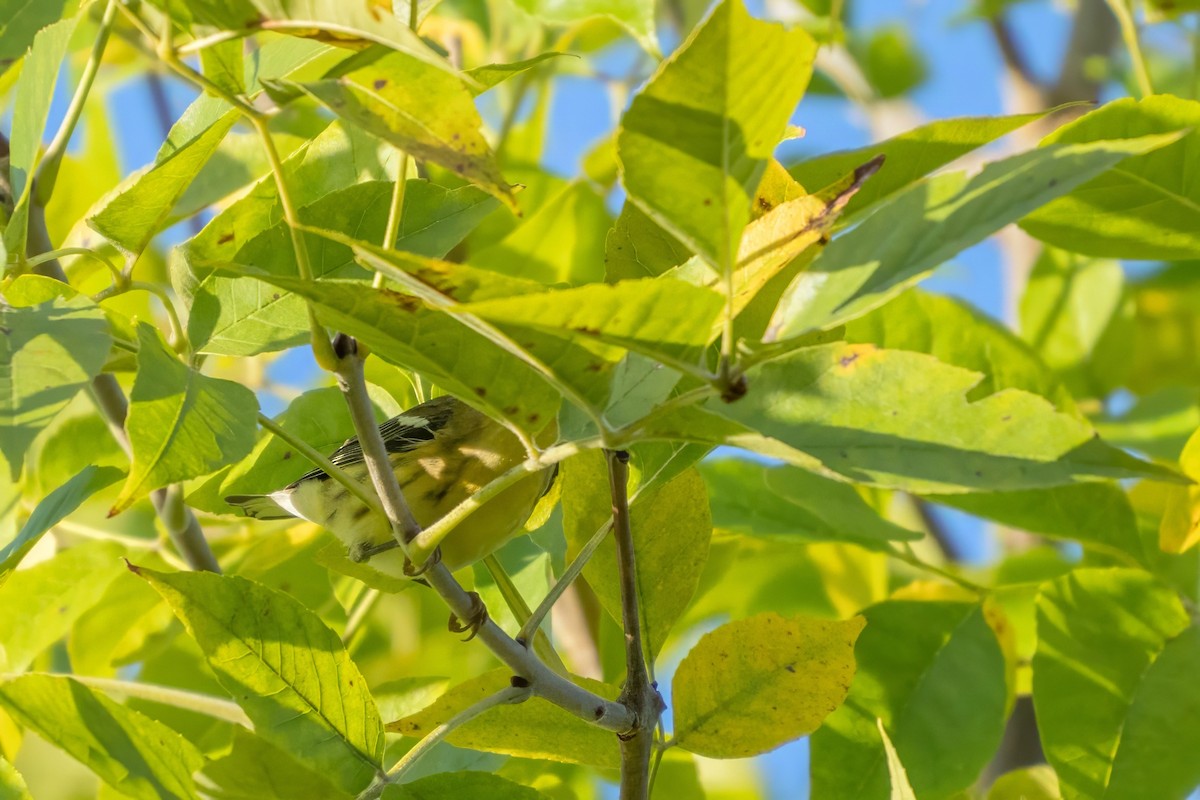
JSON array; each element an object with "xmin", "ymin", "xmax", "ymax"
[{"xmin": 287, "ymin": 396, "xmax": 457, "ymax": 486}]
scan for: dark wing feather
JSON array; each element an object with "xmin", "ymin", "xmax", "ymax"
[{"xmin": 288, "ymin": 396, "xmax": 457, "ymax": 486}]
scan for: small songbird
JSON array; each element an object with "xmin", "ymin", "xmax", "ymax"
[{"xmin": 226, "ymin": 395, "xmax": 552, "ymax": 578}]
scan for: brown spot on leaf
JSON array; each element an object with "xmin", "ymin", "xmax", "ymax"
[
  {"xmin": 839, "ymin": 353, "xmax": 859, "ymax": 367},
  {"xmin": 474, "ymin": 387, "xmax": 487, "ymax": 397},
  {"xmin": 373, "ymin": 78, "xmax": 387, "ymax": 90},
  {"xmin": 218, "ymin": 232, "xmax": 235, "ymax": 245}
]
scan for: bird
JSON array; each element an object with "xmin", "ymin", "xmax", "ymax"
[{"xmin": 225, "ymin": 395, "xmax": 554, "ymax": 580}]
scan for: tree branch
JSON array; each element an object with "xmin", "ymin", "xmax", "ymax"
[
  {"xmin": 329, "ymin": 336, "xmax": 636, "ymax": 734},
  {"xmin": 606, "ymin": 449, "xmax": 662, "ymax": 800}
]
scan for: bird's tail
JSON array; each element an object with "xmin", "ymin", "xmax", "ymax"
[{"xmin": 225, "ymin": 494, "xmax": 292, "ymax": 520}]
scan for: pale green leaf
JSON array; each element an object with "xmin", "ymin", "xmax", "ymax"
[
  {"xmin": 617, "ymin": 0, "xmax": 816, "ymax": 270},
  {"xmin": 68, "ymin": 564, "xmax": 173, "ymax": 678},
  {"xmin": 453, "ymin": 278, "xmax": 724, "ymax": 368},
  {"xmin": 0, "ymin": 465, "xmax": 122, "ymax": 584},
  {"xmin": 877, "ymin": 719, "xmax": 917, "ymax": 800},
  {"xmin": 1019, "ymin": 248, "xmax": 1132, "ymax": 400},
  {"xmin": 604, "ymin": 201, "xmax": 691, "ymax": 281},
  {"xmin": 113, "ymin": 323, "xmax": 258, "ymax": 513},
  {"xmin": 1021, "ymin": 96, "xmax": 1200, "ymax": 259},
  {"xmin": 711, "ymin": 343, "xmax": 1180, "ymax": 493},
  {"xmin": 167, "ymin": 0, "xmax": 450, "ymax": 72},
  {"xmin": 0, "ymin": 539, "xmax": 124, "ymax": 672},
  {"xmin": 1034, "ymin": 569, "xmax": 1200, "ymax": 800},
  {"xmin": 1125, "ymin": 264, "xmax": 1200, "ymax": 395},
  {"xmin": 87, "ymin": 112, "xmax": 238, "ymax": 256},
  {"xmin": 1157, "ymin": 425, "xmax": 1200, "ymax": 554},
  {"xmin": 2, "ymin": 16, "xmax": 78, "ymax": 258},
  {"xmin": 0, "ymin": 275, "xmax": 112, "ymax": 479},
  {"xmin": 986, "ymin": 766, "xmax": 1060, "ymax": 800},
  {"xmin": 768, "ymin": 132, "xmax": 1185, "ymax": 340},
  {"xmin": 383, "ymin": 771, "xmax": 548, "ymax": 800},
  {"xmin": 200, "ymin": 38, "xmax": 245, "ymax": 95},
  {"xmin": 811, "ymin": 600, "xmax": 1008, "ymax": 799},
  {"xmin": 847, "ymin": 290, "xmax": 1074, "ymax": 410},
  {"xmin": 0, "ymin": 674, "xmax": 204, "ymax": 800},
  {"xmin": 789, "ymin": 114, "xmax": 1046, "ymax": 223},
  {"xmin": 241, "ymin": 276, "xmax": 562, "ymax": 437},
  {"xmin": 513, "ymin": 0, "xmax": 656, "ymax": 53},
  {"xmin": 469, "ymin": 181, "xmax": 610, "ymax": 285},
  {"xmin": 200, "ymin": 726, "xmax": 351, "ymax": 800},
  {"xmin": 672, "ymin": 612, "xmax": 864, "ymax": 758},
  {"xmin": 278, "ymin": 50, "xmax": 515, "ymax": 208},
  {"xmin": 388, "ymin": 669, "xmax": 620, "ymax": 769},
  {"xmin": 856, "ymin": 25, "xmax": 926, "ymax": 99},
  {"xmin": 133, "ymin": 566, "xmax": 384, "ymax": 792},
  {"xmin": 561, "ymin": 452, "xmax": 712, "ymax": 658},
  {"xmin": 0, "ymin": 756, "xmax": 31, "ymax": 800},
  {"xmin": 189, "ymin": 179, "xmax": 494, "ymax": 356},
  {"xmin": 0, "ymin": 0, "xmax": 73, "ymax": 60},
  {"xmin": 465, "ymin": 53, "xmax": 568, "ymax": 95},
  {"xmin": 700, "ymin": 459, "xmax": 919, "ymax": 550}
]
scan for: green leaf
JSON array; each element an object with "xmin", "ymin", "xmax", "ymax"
[
  {"xmin": 712, "ymin": 343, "xmax": 1178, "ymax": 493},
  {"xmin": 672, "ymin": 612, "xmax": 864, "ymax": 758},
  {"xmin": 465, "ymin": 53, "xmax": 568, "ymax": 95},
  {"xmin": 189, "ymin": 179, "xmax": 494, "ymax": 356},
  {"xmin": 986, "ymin": 766, "xmax": 1060, "ymax": 800},
  {"xmin": 617, "ymin": 0, "xmax": 816, "ymax": 271},
  {"xmin": 700, "ymin": 459, "xmax": 919, "ymax": 551},
  {"xmin": 927, "ymin": 483, "xmax": 1148, "ymax": 565},
  {"xmin": 0, "ymin": 674, "xmax": 204, "ymax": 800},
  {"xmin": 453, "ymin": 278, "xmax": 725, "ymax": 368},
  {"xmin": 0, "ymin": 465, "xmax": 123, "ymax": 584},
  {"xmin": 2, "ymin": 16, "xmax": 78, "ymax": 258},
  {"xmin": 1019, "ymin": 248, "xmax": 1132, "ymax": 400},
  {"xmin": 469, "ymin": 181, "xmax": 611, "ymax": 285},
  {"xmin": 0, "ymin": 275, "xmax": 112, "ymax": 479},
  {"xmin": 0, "ymin": 756, "xmax": 31, "ymax": 800},
  {"xmin": 388, "ymin": 669, "xmax": 620, "ymax": 769},
  {"xmin": 279, "ymin": 51, "xmax": 515, "ymax": 208},
  {"xmin": 604, "ymin": 201, "xmax": 691, "ymax": 281},
  {"xmin": 512, "ymin": 0, "xmax": 656, "ymax": 53},
  {"xmin": 1125, "ymin": 264, "xmax": 1200, "ymax": 395},
  {"xmin": 846, "ymin": 290, "xmax": 1074, "ymax": 409},
  {"xmin": 244, "ymin": 277, "xmax": 562, "ymax": 437},
  {"xmin": 383, "ymin": 771, "xmax": 548, "ymax": 800},
  {"xmin": 87, "ymin": 112, "xmax": 238, "ymax": 256},
  {"xmin": 0, "ymin": 539, "xmax": 124, "ymax": 672},
  {"xmin": 789, "ymin": 113, "xmax": 1044, "ymax": 224},
  {"xmin": 0, "ymin": 0, "xmax": 73, "ymax": 61},
  {"xmin": 877, "ymin": 720, "xmax": 917, "ymax": 800},
  {"xmin": 112, "ymin": 323, "xmax": 258, "ymax": 513},
  {"xmin": 811, "ymin": 600, "xmax": 1008, "ymax": 799},
  {"xmin": 68, "ymin": 564, "xmax": 173, "ymax": 678},
  {"xmin": 561, "ymin": 452, "xmax": 712, "ymax": 658},
  {"xmin": 1034, "ymin": 568, "xmax": 1200, "ymax": 800},
  {"xmin": 768, "ymin": 132, "xmax": 1185, "ymax": 340},
  {"xmin": 132, "ymin": 565, "xmax": 385, "ymax": 792},
  {"xmin": 167, "ymin": 0, "xmax": 450, "ymax": 71},
  {"xmin": 200, "ymin": 37, "xmax": 246, "ymax": 95},
  {"xmin": 1021, "ymin": 96, "xmax": 1200, "ymax": 259},
  {"xmin": 200, "ymin": 726, "xmax": 351, "ymax": 800}
]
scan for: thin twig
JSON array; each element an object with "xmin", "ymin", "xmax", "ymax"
[
  {"xmin": 1104, "ymin": 0, "xmax": 1154, "ymax": 98},
  {"xmin": 887, "ymin": 543, "xmax": 987, "ymax": 594},
  {"xmin": 357, "ymin": 686, "xmax": 530, "ymax": 800},
  {"xmin": 51, "ymin": 675, "xmax": 251, "ymax": 727},
  {"xmin": 330, "ymin": 340, "xmax": 635, "ymax": 733},
  {"xmin": 607, "ymin": 449, "xmax": 660, "ymax": 800},
  {"xmin": 519, "ymin": 515, "xmax": 613, "ymax": 644}
]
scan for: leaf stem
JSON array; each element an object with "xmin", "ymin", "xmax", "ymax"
[
  {"xmin": 35, "ymin": 0, "xmax": 118, "ymax": 204},
  {"xmin": 887, "ymin": 543, "xmax": 987, "ymax": 594},
  {"xmin": 51, "ymin": 675, "xmax": 251, "ymax": 727},
  {"xmin": 358, "ymin": 686, "xmax": 530, "ymax": 800},
  {"xmin": 26, "ymin": 247, "xmax": 121, "ymax": 281},
  {"xmin": 482, "ymin": 554, "xmax": 566, "ymax": 673},
  {"xmin": 606, "ymin": 448, "xmax": 660, "ymax": 800},
  {"xmin": 330, "ymin": 339, "xmax": 636, "ymax": 733},
  {"xmin": 1105, "ymin": 0, "xmax": 1154, "ymax": 98},
  {"xmin": 519, "ymin": 515, "xmax": 612, "ymax": 644},
  {"xmin": 343, "ymin": 587, "xmax": 381, "ymax": 644},
  {"xmin": 373, "ymin": 153, "xmax": 412, "ymax": 289}
]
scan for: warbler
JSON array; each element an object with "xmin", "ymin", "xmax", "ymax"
[{"xmin": 226, "ymin": 395, "xmax": 552, "ymax": 578}]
